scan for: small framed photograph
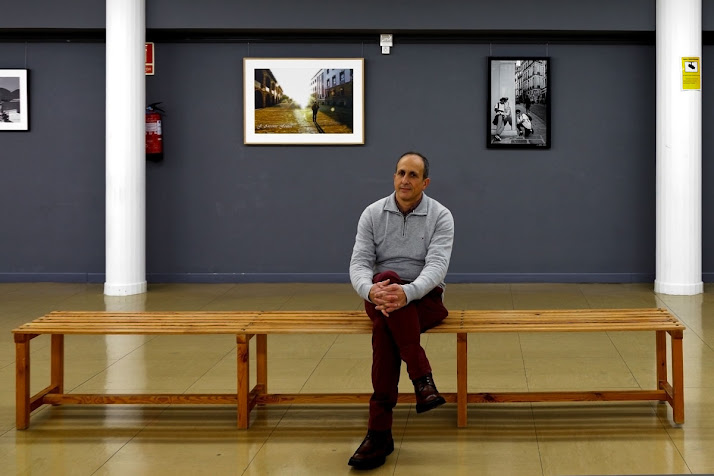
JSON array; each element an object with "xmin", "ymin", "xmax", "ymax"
[
  {"xmin": 488, "ymin": 57, "xmax": 550, "ymax": 148},
  {"xmin": 244, "ymin": 58, "xmax": 364, "ymax": 145},
  {"xmin": 0, "ymin": 69, "xmax": 29, "ymax": 131}
]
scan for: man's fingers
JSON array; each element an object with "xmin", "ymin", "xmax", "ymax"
[{"xmin": 375, "ymin": 304, "xmax": 390, "ymax": 317}]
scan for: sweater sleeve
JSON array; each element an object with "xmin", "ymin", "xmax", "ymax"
[
  {"xmin": 401, "ymin": 207, "xmax": 454, "ymax": 303},
  {"xmin": 349, "ymin": 207, "xmax": 377, "ymax": 302}
]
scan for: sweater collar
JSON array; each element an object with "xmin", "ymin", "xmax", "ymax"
[{"xmin": 385, "ymin": 192, "xmax": 428, "ymax": 215}]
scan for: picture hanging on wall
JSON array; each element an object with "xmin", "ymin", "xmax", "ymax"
[
  {"xmin": 0, "ymin": 69, "xmax": 29, "ymax": 131},
  {"xmin": 244, "ymin": 58, "xmax": 364, "ymax": 145},
  {"xmin": 488, "ymin": 57, "xmax": 550, "ymax": 149}
]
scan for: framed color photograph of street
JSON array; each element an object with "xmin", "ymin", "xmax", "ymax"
[
  {"xmin": 244, "ymin": 58, "xmax": 364, "ymax": 145},
  {"xmin": 0, "ymin": 69, "xmax": 29, "ymax": 131},
  {"xmin": 488, "ymin": 57, "xmax": 550, "ymax": 149}
]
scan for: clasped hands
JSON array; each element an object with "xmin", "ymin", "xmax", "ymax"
[{"xmin": 369, "ymin": 279, "xmax": 407, "ymax": 317}]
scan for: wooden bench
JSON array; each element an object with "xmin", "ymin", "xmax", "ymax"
[{"xmin": 13, "ymin": 308, "xmax": 685, "ymax": 430}]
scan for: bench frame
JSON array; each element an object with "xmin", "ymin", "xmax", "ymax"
[{"xmin": 13, "ymin": 309, "xmax": 685, "ymax": 430}]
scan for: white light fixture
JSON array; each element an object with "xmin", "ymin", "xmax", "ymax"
[{"xmin": 380, "ymin": 33, "xmax": 393, "ymax": 55}]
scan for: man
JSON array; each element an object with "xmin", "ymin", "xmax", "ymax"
[
  {"xmin": 516, "ymin": 109, "xmax": 533, "ymax": 137},
  {"xmin": 348, "ymin": 151, "xmax": 455, "ymax": 470},
  {"xmin": 311, "ymin": 100, "xmax": 319, "ymax": 122},
  {"xmin": 493, "ymin": 97, "xmax": 508, "ymax": 141},
  {"xmin": 502, "ymin": 97, "xmax": 513, "ymax": 130}
]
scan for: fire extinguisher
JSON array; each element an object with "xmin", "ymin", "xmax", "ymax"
[{"xmin": 145, "ymin": 102, "xmax": 164, "ymax": 162}]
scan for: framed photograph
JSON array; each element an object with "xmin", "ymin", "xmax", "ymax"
[
  {"xmin": 0, "ymin": 69, "xmax": 29, "ymax": 131},
  {"xmin": 488, "ymin": 57, "xmax": 549, "ymax": 148},
  {"xmin": 244, "ymin": 58, "xmax": 364, "ymax": 145}
]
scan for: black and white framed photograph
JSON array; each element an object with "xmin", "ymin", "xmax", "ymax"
[
  {"xmin": 0, "ymin": 69, "xmax": 29, "ymax": 131},
  {"xmin": 488, "ymin": 58, "xmax": 549, "ymax": 148},
  {"xmin": 244, "ymin": 58, "xmax": 364, "ymax": 145}
]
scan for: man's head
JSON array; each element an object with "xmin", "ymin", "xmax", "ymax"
[
  {"xmin": 516, "ymin": 109, "xmax": 522, "ymax": 116},
  {"xmin": 394, "ymin": 152, "xmax": 430, "ymax": 210}
]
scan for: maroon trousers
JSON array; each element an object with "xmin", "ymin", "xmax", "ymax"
[{"xmin": 365, "ymin": 270, "xmax": 448, "ymax": 430}]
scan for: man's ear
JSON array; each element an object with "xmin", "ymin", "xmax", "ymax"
[{"xmin": 423, "ymin": 178, "xmax": 431, "ymax": 189}]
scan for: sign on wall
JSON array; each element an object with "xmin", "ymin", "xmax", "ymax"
[
  {"xmin": 682, "ymin": 57, "xmax": 700, "ymax": 91},
  {"xmin": 145, "ymin": 43, "xmax": 155, "ymax": 75}
]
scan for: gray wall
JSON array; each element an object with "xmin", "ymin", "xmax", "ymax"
[
  {"xmin": 0, "ymin": 1, "xmax": 712, "ymax": 283},
  {"xmin": 3, "ymin": 0, "xmax": 713, "ymax": 32},
  {"xmin": 148, "ymin": 41, "xmax": 659, "ymax": 283},
  {"xmin": 0, "ymin": 43, "xmax": 106, "ymax": 281},
  {"xmin": 0, "ymin": 0, "xmax": 658, "ymax": 31}
]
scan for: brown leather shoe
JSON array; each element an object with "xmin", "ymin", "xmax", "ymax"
[
  {"xmin": 413, "ymin": 373, "xmax": 446, "ymax": 413},
  {"xmin": 347, "ymin": 429, "xmax": 394, "ymax": 470}
]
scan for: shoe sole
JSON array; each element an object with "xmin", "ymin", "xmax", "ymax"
[
  {"xmin": 347, "ymin": 443, "xmax": 394, "ymax": 470},
  {"xmin": 415, "ymin": 396, "xmax": 446, "ymax": 414},
  {"xmin": 348, "ymin": 455, "xmax": 386, "ymax": 470}
]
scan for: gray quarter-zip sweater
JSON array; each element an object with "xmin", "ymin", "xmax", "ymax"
[{"xmin": 349, "ymin": 192, "xmax": 454, "ymax": 304}]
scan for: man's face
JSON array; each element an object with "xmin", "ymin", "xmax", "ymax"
[{"xmin": 394, "ymin": 154, "xmax": 430, "ymax": 206}]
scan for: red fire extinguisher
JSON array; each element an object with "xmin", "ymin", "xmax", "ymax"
[{"xmin": 145, "ymin": 102, "xmax": 164, "ymax": 162}]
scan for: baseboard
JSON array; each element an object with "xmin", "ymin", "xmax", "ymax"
[
  {"xmin": 0, "ymin": 272, "xmax": 671, "ymax": 284},
  {"xmin": 146, "ymin": 273, "xmax": 350, "ymax": 283},
  {"xmin": 446, "ymin": 273, "xmax": 656, "ymax": 283},
  {"xmin": 0, "ymin": 273, "xmax": 105, "ymax": 283}
]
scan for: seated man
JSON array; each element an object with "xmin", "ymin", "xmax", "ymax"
[
  {"xmin": 516, "ymin": 109, "xmax": 534, "ymax": 137},
  {"xmin": 348, "ymin": 151, "xmax": 455, "ymax": 470}
]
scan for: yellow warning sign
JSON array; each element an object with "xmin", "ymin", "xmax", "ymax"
[{"xmin": 682, "ymin": 57, "xmax": 700, "ymax": 90}]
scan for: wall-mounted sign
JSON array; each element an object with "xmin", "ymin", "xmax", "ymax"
[
  {"xmin": 145, "ymin": 43, "xmax": 155, "ymax": 75},
  {"xmin": 682, "ymin": 57, "xmax": 700, "ymax": 90}
]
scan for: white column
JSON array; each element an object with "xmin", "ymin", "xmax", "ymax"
[
  {"xmin": 655, "ymin": 0, "xmax": 703, "ymax": 295},
  {"xmin": 104, "ymin": 293, "xmax": 147, "ymax": 391},
  {"xmin": 104, "ymin": 0, "xmax": 147, "ymax": 296}
]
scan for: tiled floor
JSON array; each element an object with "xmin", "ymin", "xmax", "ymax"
[{"xmin": 1, "ymin": 282, "xmax": 714, "ymax": 475}]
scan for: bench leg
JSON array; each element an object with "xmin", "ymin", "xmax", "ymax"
[
  {"xmin": 656, "ymin": 330, "xmax": 667, "ymax": 389},
  {"xmin": 51, "ymin": 335, "xmax": 64, "ymax": 397},
  {"xmin": 457, "ymin": 333, "xmax": 467, "ymax": 428},
  {"xmin": 237, "ymin": 334, "xmax": 252, "ymax": 429},
  {"xmin": 671, "ymin": 330, "xmax": 684, "ymax": 424},
  {"xmin": 15, "ymin": 334, "xmax": 31, "ymax": 430},
  {"xmin": 256, "ymin": 334, "xmax": 267, "ymax": 395}
]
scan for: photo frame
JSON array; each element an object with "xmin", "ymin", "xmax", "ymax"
[
  {"xmin": 244, "ymin": 58, "xmax": 364, "ymax": 145},
  {"xmin": 0, "ymin": 69, "xmax": 29, "ymax": 131},
  {"xmin": 488, "ymin": 57, "xmax": 550, "ymax": 149}
]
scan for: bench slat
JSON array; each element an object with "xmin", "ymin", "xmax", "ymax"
[
  {"xmin": 35, "ymin": 309, "xmax": 676, "ymax": 319},
  {"xmin": 13, "ymin": 308, "xmax": 684, "ymax": 336}
]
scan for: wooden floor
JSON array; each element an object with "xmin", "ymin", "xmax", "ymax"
[{"xmin": 1, "ymin": 282, "xmax": 714, "ymax": 475}]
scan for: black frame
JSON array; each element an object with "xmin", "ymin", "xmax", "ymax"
[{"xmin": 488, "ymin": 57, "xmax": 550, "ymax": 149}]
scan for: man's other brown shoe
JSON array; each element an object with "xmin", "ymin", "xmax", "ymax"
[
  {"xmin": 347, "ymin": 429, "xmax": 394, "ymax": 470},
  {"xmin": 413, "ymin": 372, "xmax": 446, "ymax": 414}
]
